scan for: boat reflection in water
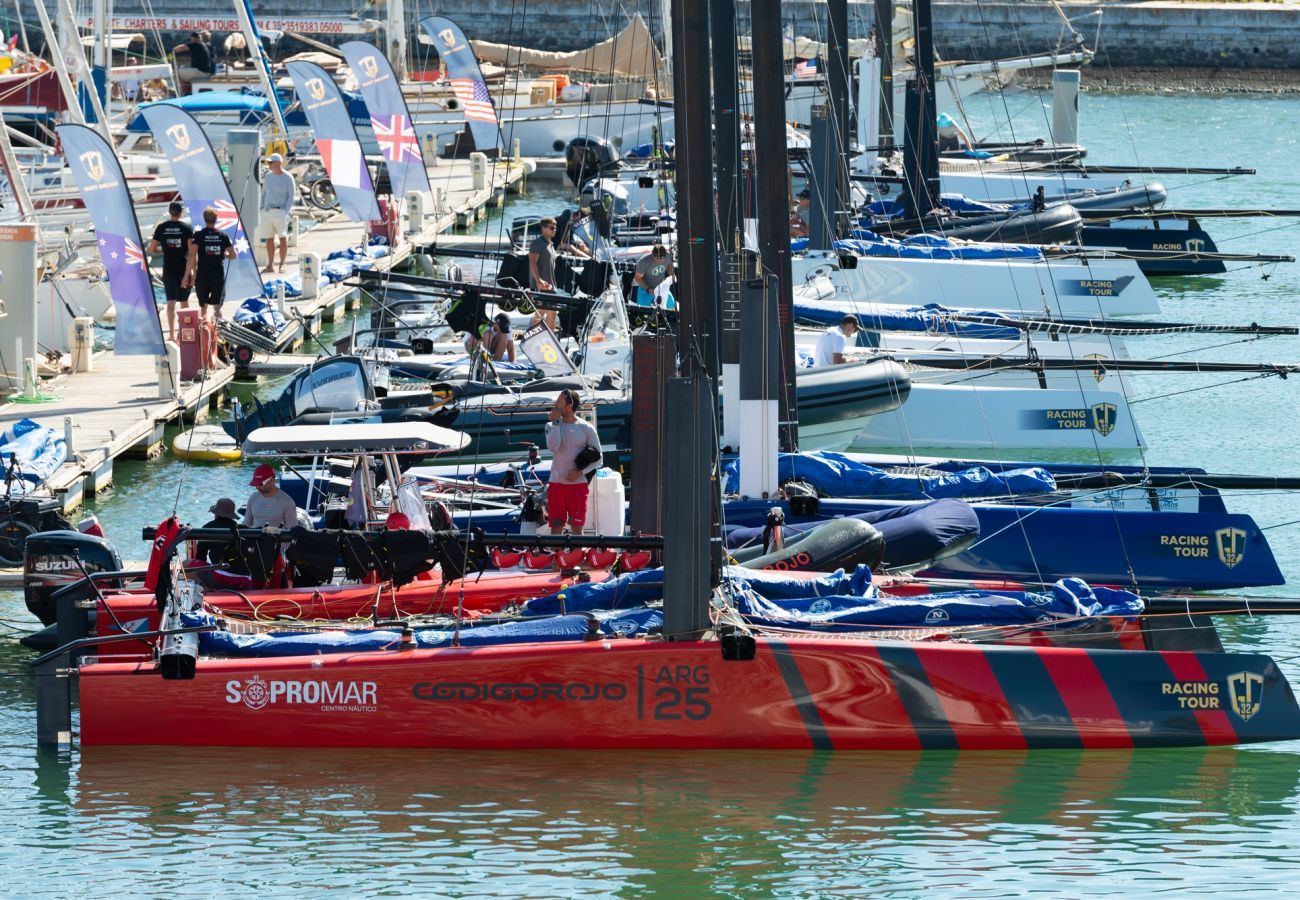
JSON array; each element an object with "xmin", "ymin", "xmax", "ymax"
[{"xmin": 44, "ymin": 746, "xmax": 1299, "ymax": 891}]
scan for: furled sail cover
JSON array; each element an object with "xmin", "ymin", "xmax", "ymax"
[{"xmin": 469, "ymin": 13, "xmax": 664, "ymax": 82}]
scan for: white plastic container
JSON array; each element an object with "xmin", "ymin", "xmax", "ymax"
[{"xmin": 583, "ymin": 468, "xmax": 625, "ymax": 537}]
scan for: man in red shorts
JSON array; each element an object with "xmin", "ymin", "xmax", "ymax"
[{"xmin": 544, "ymin": 388, "xmax": 601, "ymax": 534}]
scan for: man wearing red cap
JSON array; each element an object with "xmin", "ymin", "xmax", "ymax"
[{"xmin": 242, "ymin": 463, "xmax": 299, "ymax": 529}]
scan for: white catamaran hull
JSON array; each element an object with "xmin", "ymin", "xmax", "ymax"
[
  {"xmin": 936, "ymin": 167, "xmax": 1143, "ymax": 205},
  {"xmin": 794, "ymin": 252, "xmax": 1161, "ymax": 318},
  {"xmin": 849, "ymin": 382, "xmax": 1145, "ymax": 455}
]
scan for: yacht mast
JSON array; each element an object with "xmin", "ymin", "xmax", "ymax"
[
  {"xmin": 234, "ymin": 0, "xmax": 290, "ymax": 140},
  {"xmin": 386, "ymin": 0, "xmax": 407, "ymax": 80}
]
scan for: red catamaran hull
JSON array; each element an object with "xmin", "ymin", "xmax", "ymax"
[
  {"xmin": 92, "ymin": 568, "xmax": 613, "ymax": 647},
  {"xmin": 78, "ymin": 638, "xmax": 1300, "ymax": 749}
]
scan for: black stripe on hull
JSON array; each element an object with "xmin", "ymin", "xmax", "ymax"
[
  {"xmin": 982, "ymin": 648, "xmax": 1083, "ymax": 749},
  {"xmin": 768, "ymin": 640, "xmax": 834, "ymax": 750},
  {"xmin": 874, "ymin": 644, "xmax": 959, "ymax": 750}
]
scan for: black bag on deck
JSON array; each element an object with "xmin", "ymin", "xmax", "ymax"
[
  {"xmin": 379, "ymin": 530, "xmax": 436, "ymax": 587},
  {"xmin": 237, "ymin": 533, "xmax": 282, "ymax": 584},
  {"xmin": 496, "ymin": 253, "xmax": 530, "ymax": 289},
  {"xmin": 430, "ymin": 529, "xmax": 490, "ymax": 582},
  {"xmin": 287, "ymin": 530, "xmax": 341, "ymax": 587},
  {"xmin": 340, "ymin": 531, "xmax": 380, "ymax": 581},
  {"xmin": 445, "ymin": 285, "xmax": 487, "ymax": 336}
]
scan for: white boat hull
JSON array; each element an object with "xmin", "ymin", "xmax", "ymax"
[
  {"xmin": 937, "ymin": 168, "xmax": 1139, "ymax": 205},
  {"xmin": 794, "ymin": 252, "xmax": 1161, "ymax": 318},
  {"xmin": 849, "ymin": 382, "xmax": 1145, "ymax": 455}
]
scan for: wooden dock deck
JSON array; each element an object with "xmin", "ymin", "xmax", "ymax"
[{"xmin": 0, "ymin": 355, "xmax": 235, "ymax": 514}]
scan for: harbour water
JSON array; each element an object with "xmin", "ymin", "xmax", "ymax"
[{"xmin": 3, "ymin": 92, "xmax": 1300, "ymax": 894}]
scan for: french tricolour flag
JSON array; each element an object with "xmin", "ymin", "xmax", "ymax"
[{"xmin": 317, "ymin": 138, "xmax": 367, "ymax": 191}]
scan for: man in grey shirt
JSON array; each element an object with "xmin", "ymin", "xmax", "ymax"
[
  {"xmin": 529, "ymin": 218, "xmax": 558, "ymax": 291},
  {"xmin": 259, "ymin": 153, "xmax": 296, "ymax": 274},
  {"xmin": 632, "ymin": 242, "xmax": 675, "ymax": 308},
  {"xmin": 243, "ymin": 464, "xmax": 300, "ymax": 529},
  {"xmin": 529, "ymin": 217, "xmax": 560, "ymax": 331}
]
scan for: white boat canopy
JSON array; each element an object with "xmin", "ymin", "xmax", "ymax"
[
  {"xmin": 243, "ymin": 423, "xmax": 470, "ymax": 457},
  {"xmin": 80, "ymin": 33, "xmax": 145, "ymax": 50}
]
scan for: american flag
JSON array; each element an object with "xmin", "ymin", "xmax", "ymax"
[
  {"xmin": 450, "ymin": 78, "xmax": 498, "ymax": 125},
  {"xmin": 373, "ymin": 113, "xmax": 421, "ymax": 163},
  {"xmin": 794, "ymin": 58, "xmax": 818, "ymax": 78}
]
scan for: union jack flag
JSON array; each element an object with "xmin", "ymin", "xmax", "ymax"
[
  {"xmin": 123, "ymin": 238, "xmax": 147, "ymax": 270},
  {"xmin": 373, "ymin": 113, "xmax": 421, "ymax": 163},
  {"xmin": 450, "ymin": 78, "xmax": 498, "ymax": 125},
  {"xmin": 209, "ymin": 198, "xmax": 242, "ymax": 233}
]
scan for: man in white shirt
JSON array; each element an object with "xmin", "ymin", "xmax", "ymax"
[{"xmin": 813, "ymin": 315, "xmax": 860, "ymax": 367}]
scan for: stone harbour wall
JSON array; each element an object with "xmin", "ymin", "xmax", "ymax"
[{"xmin": 52, "ymin": 1, "xmax": 1300, "ymax": 70}]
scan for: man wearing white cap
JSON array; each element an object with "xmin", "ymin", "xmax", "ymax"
[{"xmin": 259, "ymin": 153, "xmax": 296, "ymax": 274}]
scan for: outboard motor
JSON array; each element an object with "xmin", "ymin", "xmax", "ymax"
[
  {"xmin": 565, "ymin": 135, "xmax": 621, "ymax": 186},
  {"xmin": 24, "ymin": 530, "xmax": 123, "ymax": 626}
]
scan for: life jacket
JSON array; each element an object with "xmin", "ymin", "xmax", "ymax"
[{"xmin": 145, "ymin": 516, "xmax": 183, "ymax": 592}]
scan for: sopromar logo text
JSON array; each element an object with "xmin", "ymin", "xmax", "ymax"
[{"xmin": 225, "ymin": 675, "xmax": 378, "ymax": 712}]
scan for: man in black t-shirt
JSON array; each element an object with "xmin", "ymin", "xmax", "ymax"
[
  {"xmin": 173, "ymin": 31, "xmax": 212, "ymax": 94},
  {"xmin": 184, "ymin": 206, "xmax": 236, "ymax": 323},
  {"xmin": 148, "ymin": 201, "xmax": 193, "ymax": 341}
]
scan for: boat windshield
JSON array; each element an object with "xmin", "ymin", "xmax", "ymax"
[{"xmin": 577, "ymin": 289, "xmax": 632, "ymax": 378}]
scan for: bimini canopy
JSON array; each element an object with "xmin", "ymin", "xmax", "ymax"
[
  {"xmin": 80, "ymin": 33, "xmax": 145, "ymax": 50},
  {"xmin": 244, "ymin": 423, "xmax": 470, "ymax": 457},
  {"xmin": 469, "ymin": 12, "xmax": 664, "ymax": 82},
  {"xmin": 126, "ymin": 91, "xmax": 272, "ymax": 132}
]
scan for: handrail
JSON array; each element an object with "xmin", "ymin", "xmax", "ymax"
[{"xmin": 30, "ymin": 624, "xmax": 217, "ymax": 668}]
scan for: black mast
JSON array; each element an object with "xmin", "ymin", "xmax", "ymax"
[
  {"xmin": 712, "ymin": 0, "xmax": 744, "ymax": 444},
  {"xmin": 874, "ymin": 0, "xmax": 895, "ymax": 151},
  {"xmin": 826, "ymin": 0, "xmax": 850, "ymax": 237},
  {"xmin": 899, "ymin": 0, "xmax": 939, "ymax": 220},
  {"xmin": 751, "ymin": 0, "xmax": 800, "ymax": 452},
  {"xmin": 662, "ymin": 0, "xmax": 721, "ymax": 640}
]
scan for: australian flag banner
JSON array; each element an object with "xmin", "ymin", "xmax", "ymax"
[
  {"xmin": 419, "ymin": 16, "xmax": 501, "ymax": 153},
  {"xmin": 285, "ymin": 60, "xmax": 380, "ymax": 223},
  {"xmin": 140, "ymin": 105, "xmax": 264, "ymax": 302},
  {"xmin": 339, "ymin": 41, "xmax": 430, "ymax": 199},
  {"xmin": 56, "ymin": 124, "xmax": 165, "ymax": 356}
]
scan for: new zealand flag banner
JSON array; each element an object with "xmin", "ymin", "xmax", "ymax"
[
  {"xmin": 339, "ymin": 42, "xmax": 431, "ymax": 199},
  {"xmin": 57, "ymin": 124, "xmax": 165, "ymax": 356},
  {"xmin": 140, "ymin": 105, "xmax": 264, "ymax": 302},
  {"xmin": 285, "ymin": 60, "xmax": 381, "ymax": 223}
]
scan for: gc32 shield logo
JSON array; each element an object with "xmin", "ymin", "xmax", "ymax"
[
  {"xmin": 79, "ymin": 150, "xmax": 105, "ymax": 182},
  {"xmin": 1090, "ymin": 402, "xmax": 1117, "ymax": 437},
  {"xmin": 1227, "ymin": 671, "xmax": 1263, "ymax": 721},
  {"xmin": 166, "ymin": 123, "xmax": 191, "ymax": 152},
  {"xmin": 305, "ymin": 78, "xmax": 327, "ymax": 101},
  {"xmin": 358, "ymin": 55, "xmax": 380, "ymax": 79},
  {"xmin": 1215, "ymin": 527, "xmax": 1247, "ymax": 568}
]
